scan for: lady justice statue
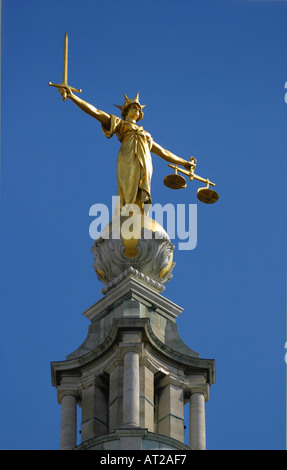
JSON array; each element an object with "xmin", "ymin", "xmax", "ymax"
[
  {"xmin": 49, "ymin": 34, "xmax": 218, "ymax": 215},
  {"xmin": 62, "ymin": 89, "xmax": 193, "ymax": 214},
  {"xmin": 49, "ymin": 34, "xmax": 218, "ymax": 285}
]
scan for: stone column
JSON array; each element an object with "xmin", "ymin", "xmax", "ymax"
[
  {"xmin": 189, "ymin": 384, "xmax": 209, "ymax": 450},
  {"xmin": 123, "ymin": 350, "xmax": 140, "ymax": 427},
  {"xmin": 59, "ymin": 393, "xmax": 78, "ymax": 450},
  {"xmin": 120, "ymin": 333, "xmax": 143, "ymax": 428}
]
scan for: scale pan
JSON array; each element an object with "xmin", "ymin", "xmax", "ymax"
[
  {"xmin": 164, "ymin": 174, "xmax": 187, "ymax": 190},
  {"xmin": 197, "ymin": 187, "xmax": 219, "ymax": 204}
]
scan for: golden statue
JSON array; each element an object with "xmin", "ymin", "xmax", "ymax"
[
  {"xmin": 64, "ymin": 90, "xmax": 194, "ymax": 213},
  {"xmin": 49, "ymin": 34, "xmax": 218, "ymax": 213}
]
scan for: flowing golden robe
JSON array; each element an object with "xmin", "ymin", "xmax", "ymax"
[{"xmin": 102, "ymin": 115, "xmax": 153, "ymax": 213}]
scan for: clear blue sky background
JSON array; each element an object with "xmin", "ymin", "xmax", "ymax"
[{"xmin": 1, "ymin": 0, "xmax": 286, "ymax": 450}]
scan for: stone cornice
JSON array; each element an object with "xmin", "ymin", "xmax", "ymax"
[
  {"xmin": 51, "ymin": 317, "xmax": 215, "ymax": 387},
  {"xmin": 101, "ymin": 267, "xmax": 165, "ymax": 295},
  {"xmin": 82, "ymin": 274, "xmax": 183, "ymax": 323},
  {"xmin": 143, "ymin": 320, "xmax": 215, "ymax": 384}
]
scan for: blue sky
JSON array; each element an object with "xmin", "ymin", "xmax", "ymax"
[{"xmin": 1, "ymin": 0, "xmax": 287, "ymax": 450}]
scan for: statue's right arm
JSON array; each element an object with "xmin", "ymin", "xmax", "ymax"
[{"xmin": 67, "ymin": 91, "xmax": 111, "ymax": 128}]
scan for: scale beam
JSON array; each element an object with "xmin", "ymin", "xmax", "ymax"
[{"xmin": 167, "ymin": 163, "xmax": 216, "ymax": 187}]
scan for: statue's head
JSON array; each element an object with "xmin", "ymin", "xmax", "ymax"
[{"xmin": 114, "ymin": 92, "xmax": 146, "ymax": 122}]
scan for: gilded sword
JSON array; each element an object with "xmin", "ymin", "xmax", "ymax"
[{"xmin": 49, "ymin": 33, "xmax": 82, "ymax": 100}]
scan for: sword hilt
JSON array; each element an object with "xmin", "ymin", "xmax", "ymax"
[{"xmin": 48, "ymin": 82, "xmax": 82, "ymax": 99}]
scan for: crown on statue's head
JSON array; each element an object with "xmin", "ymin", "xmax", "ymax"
[{"xmin": 114, "ymin": 92, "xmax": 146, "ymax": 122}]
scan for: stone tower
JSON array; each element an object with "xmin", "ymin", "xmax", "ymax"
[{"xmin": 51, "ymin": 214, "xmax": 215, "ymax": 450}]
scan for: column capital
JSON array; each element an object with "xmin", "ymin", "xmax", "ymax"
[
  {"xmin": 57, "ymin": 388, "xmax": 79, "ymax": 404},
  {"xmin": 187, "ymin": 383, "xmax": 209, "ymax": 401},
  {"xmin": 119, "ymin": 342, "xmax": 144, "ymax": 359}
]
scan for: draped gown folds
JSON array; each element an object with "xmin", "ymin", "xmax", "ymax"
[{"xmin": 102, "ymin": 114, "xmax": 154, "ymax": 214}]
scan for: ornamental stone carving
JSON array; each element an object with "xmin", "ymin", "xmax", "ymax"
[{"xmin": 91, "ymin": 215, "xmax": 175, "ymax": 286}]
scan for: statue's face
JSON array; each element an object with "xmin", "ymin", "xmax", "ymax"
[{"xmin": 126, "ymin": 104, "xmax": 140, "ymax": 121}]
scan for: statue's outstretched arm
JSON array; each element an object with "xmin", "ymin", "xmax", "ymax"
[
  {"xmin": 61, "ymin": 87, "xmax": 111, "ymax": 128},
  {"xmin": 151, "ymin": 141, "xmax": 192, "ymax": 170}
]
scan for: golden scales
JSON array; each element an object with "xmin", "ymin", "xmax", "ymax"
[{"xmin": 164, "ymin": 157, "xmax": 219, "ymax": 204}]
